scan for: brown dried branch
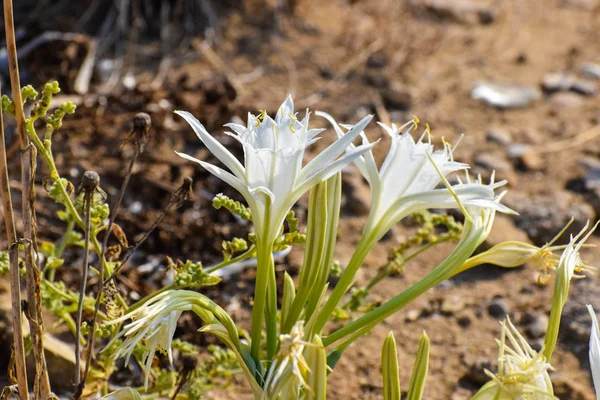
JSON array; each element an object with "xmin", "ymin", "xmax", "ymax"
[{"xmin": 3, "ymin": 0, "xmax": 51, "ymax": 397}]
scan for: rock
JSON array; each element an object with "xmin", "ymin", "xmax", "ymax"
[
  {"xmin": 576, "ymin": 157, "xmax": 600, "ymax": 215},
  {"xmin": 405, "ymin": 309, "xmax": 421, "ymax": 322},
  {"xmin": 523, "ymin": 313, "xmax": 549, "ymax": 339},
  {"xmin": 580, "ymin": 62, "xmax": 600, "ymax": 79},
  {"xmin": 441, "ymin": 295, "xmax": 466, "ymax": 315},
  {"xmin": 462, "ymin": 357, "xmax": 495, "ymax": 386},
  {"xmin": 549, "ymin": 92, "xmax": 584, "ymax": 110},
  {"xmin": 474, "ymin": 153, "xmax": 516, "ymax": 182},
  {"xmin": 472, "ymin": 81, "xmax": 541, "ymax": 109},
  {"xmin": 506, "ymin": 144, "xmax": 544, "ymax": 171},
  {"xmin": 542, "ymin": 72, "xmax": 596, "ymax": 96},
  {"xmin": 488, "ymin": 298, "xmax": 509, "ymax": 319},
  {"xmin": 504, "ymin": 191, "xmax": 596, "ymax": 246},
  {"xmin": 415, "ymin": 0, "xmax": 497, "ymax": 25},
  {"xmin": 571, "ymin": 79, "xmax": 597, "ymax": 96},
  {"xmin": 366, "ymin": 51, "xmax": 386, "ymax": 69},
  {"xmin": 380, "ymin": 86, "xmax": 412, "ymax": 110},
  {"xmin": 364, "ymin": 71, "xmax": 389, "ymax": 89},
  {"xmin": 486, "ymin": 129, "xmax": 513, "ymax": 146},
  {"xmin": 542, "ymin": 72, "xmax": 575, "ymax": 92}
]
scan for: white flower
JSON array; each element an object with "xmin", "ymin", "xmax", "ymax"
[
  {"xmin": 105, "ymin": 292, "xmax": 191, "ymax": 389},
  {"xmin": 587, "ymin": 305, "xmax": 600, "ymax": 399},
  {"xmin": 543, "ymin": 221, "xmax": 598, "ymax": 360},
  {"xmin": 100, "ymin": 388, "xmax": 142, "ymax": 400},
  {"xmin": 176, "ymin": 96, "xmax": 374, "ymax": 243},
  {"xmin": 316, "ymin": 113, "xmax": 512, "ymax": 238},
  {"xmin": 472, "ymin": 318, "xmax": 555, "ymax": 400}
]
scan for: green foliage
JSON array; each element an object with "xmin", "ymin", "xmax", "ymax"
[
  {"xmin": 213, "ymin": 193, "xmax": 252, "ymax": 221},
  {"xmin": 183, "ymin": 345, "xmax": 239, "ymax": 399},
  {"xmin": 172, "ymin": 260, "xmax": 221, "ymax": 288},
  {"xmin": 0, "ymin": 251, "xmax": 9, "ymax": 275}
]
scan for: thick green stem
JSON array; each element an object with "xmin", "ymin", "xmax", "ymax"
[
  {"xmin": 250, "ymin": 238, "xmax": 275, "ymax": 360},
  {"xmin": 323, "ymin": 233, "xmax": 480, "ymax": 348},
  {"xmin": 313, "ymin": 232, "xmax": 377, "ymax": 334}
]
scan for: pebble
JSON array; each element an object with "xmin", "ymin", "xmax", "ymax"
[
  {"xmin": 571, "ymin": 79, "xmax": 597, "ymax": 96},
  {"xmin": 542, "ymin": 72, "xmax": 596, "ymax": 96},
  {"xmin": 580, "ymin": 62, "xmax": 600, "ymax": 79},
  {"xmin": 524, "ymin": 313, "xmax": 549, "ymax": 339},
  {"xmin": 366, "ymin": 51, "xmax": 387, "ymax": 69},
  {"xmin": 549, "ymin": 92, "xmax": 584, "ymax": 110},
  {"xmin": 415, "ymin": 0, "xmax": 497, "ymax": 25},
  {"xmin": 486, "ymin": 129, "xmax": 513, "ymax": 146},
  {"xmin": 474, "ymin": 153, "xmax": 516, "ymax": 182},
  {"xmin": 487, "ymin": 298, "xmax": 508, "ymax": 319},
  {"xmin": 506, "ymin": 144, "xmax": 544, "ymax": 171},
  {"xmin": 577, "ymin": 158, "xmax": 600, "ymax": 215},
  {"xmin": 441, "ymin": 295, "xmax": 466, "ymax": 315},
  {"xmin": 504, "ymin": 191, "xmax": 596, "ymax": 246},
  {"xmin": 472, "ymin": 81, "xmax": 540, "ymax": 109}
]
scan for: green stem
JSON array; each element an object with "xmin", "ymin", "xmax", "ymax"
[
  {"xmin": 323, "ymin": 234, "xmax": 480, "ymax": 348},
  {"xmin": 313, "ymin": 231, "xmax": 377, "ymax": 334},
  {"xmin": 205, "ymin": 246, "xmax": 256, "ymax": 274},
  {"xmin": 250, "ymin": 237, "xmax": 275, "ymax": 360}
]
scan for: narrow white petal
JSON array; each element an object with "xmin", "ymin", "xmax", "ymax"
[
  {"xmin": 294, "ymin": 142, "xmax": 376, "ymax": 198},
  {"xmin": 588, "ymin": 305, "xmax": 600, "ymax": 399},
  {"xmin": 175, "ymin": 151, "xmax": 251, "ymax": 198},
  {"xmin": 299, "ymin": 114, "xmax": 373, "ymax": 182},
  {"xmin": 175, "ymin": 111, "xmax": 246, "ymax": 179}
]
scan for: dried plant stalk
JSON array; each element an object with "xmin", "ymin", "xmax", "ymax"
[
  {"xmin": 0, "ymin": 87, "xmax": 29, "ymax": 400},
  {"xmin": 3, "ymin": 0, "xmax": 51, "ymax": 397}
]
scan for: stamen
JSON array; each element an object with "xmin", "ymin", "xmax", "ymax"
[{"xmin": 256, "ymin": 109, "xmax": 267, "ymax": 127}]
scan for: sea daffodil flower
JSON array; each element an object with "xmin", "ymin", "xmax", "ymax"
[
  {"xmin": 472, "ymin": 318, "xmax": 555, "ymax": 400},
  {"xmin": 587, "ymin": 305, "xmax": 600, "ymax": 399},
  {"xmin": 316, "ymin": 113, "xmax": 512, "ymax": 240},
  {"xmin": 176, "ymin": 96, "xmax": 374, "ymax": 244}
]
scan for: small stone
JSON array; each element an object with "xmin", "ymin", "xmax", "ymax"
[
  {"xmin": 415, "ymin": 0, "xmax": 497, "ymax": 25},
  {"xmin": 542, "ymin": 72, "xmax": 574, "ymax": 92},
  {"xmin": 366, "ymin": 51, "xmax": 386, "ymax": 69},
  {"xmin": 580, "ymin": 62, "xmax": 600, "ymax": 79},
  {"xmin": 472, "ymin": 81, "xmax": 540, "ymax": 109},
  {"xmin": 474, "ymin": 153, "xmax": 516, "ymax": 181},
  {"xmin": 462, "ymin": 357, "xmax": 495, "ymax": 386},
  {"xmin": 506, "ymin": 144, "xmax": 544, "ymax": 171},
  {"xmin": 561, "ymin": 0, "xmax": 598, "ymax": 9},
  {"xmin": 549, "ymin": 92, "xmax": 584, "ymax": 110},
  {"xmin": 441, "ymin": 295, "xmax": 465, "ymax": 315},
  {"xmin": 486, "ymin": 129, "xmax": 513, "ymax": 145},
  {"xmin": 570, "ymin": 79, "xmax": 597, "ymax": 96},
  {"xmin": 381, "ymin": 86, "xmax": 412, "ymax": 110},
  {"xmin": 364, "ymin": 71, "xmax": 389, "ymax": 89},
  {"xmin": 525, "ymin": 313, "xmax": 549, "ymax": 339},
  {"xmin": 406, "ymin": 309, "xmax": 421, "ymax": 322},
  {"xmin": 488, "ymin": 298, "xmax": 508, "ymax": 319}
]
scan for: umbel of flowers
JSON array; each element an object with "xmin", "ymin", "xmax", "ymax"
[{"xmin": 103, "ymin": 96, "xmax": 597, "ymax": 399}]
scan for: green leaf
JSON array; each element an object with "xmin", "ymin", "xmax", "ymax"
[
  {"xmin": 381, "ymin": 332, "xmax": 401, "ymax": 400},
  {"xmin": 406, "ymin": 332, "xmax": 430, "ymax": 400},
  {"xmin": 303, "ymin": 335, "xmax": 327, "ymax": 400}
]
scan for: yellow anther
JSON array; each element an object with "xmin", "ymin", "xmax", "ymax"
[
  {"xmin": 289, "ymin": 112, "xmax": 298, "ymax": 121},
  {"xmin": 256, "ymin": 109, "xmax": 267, "ymax": 127},
  {"xmin": 290, "ymin": 123, "xmax": 296, "ymax": 133},
  {"xmin": 412, "ymin": 115, "xmax": 420, "ymax": 130}
]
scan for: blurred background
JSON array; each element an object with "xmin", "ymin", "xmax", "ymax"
[{"xmin": 1, "ymin": 0, "xmax": 600, "ymax": 398}]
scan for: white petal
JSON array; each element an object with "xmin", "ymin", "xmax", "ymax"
[
  {"xmin": 294, "ymin": 142, "xmax": 376, "ymax": 198},
  {"xmin": 299, "ymin": 114, "xmax": 373, "ymax": 182},
  {"xmin": 175, "ymin": 151, "xmax": 251, "ymax": 198},
  {"xmin": 175, "ymin": 111, "xmax": 245, "ymax": 179},
  {"xmin": 587, "ymin": 305, "xmax": 600, "ymax": 399}
]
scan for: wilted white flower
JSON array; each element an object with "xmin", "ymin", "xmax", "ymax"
[
  {"xmin": 100, "ymin": 388, "xmax": 142, "ymax": 400},
  {"xmin": 587, "ymin": 305, "xmax": 600, "ymax": 399},
  {"xmin": 176, "ymin": 96, "xmax": 374, "ymax": 244},
  {"xmin": 472, "ymin": 318, "xmax": 555, "ymax": 400},
  {"xmin": 544, "ymin": 221, "xmax": 598, "ymax": 360},
  {"xmin": 104, "ymin": 292, "xmax": 192, "ymax": 389},
  {"xmin": 316, "ymin": 113, "xmax": 512, "ymax": 239}
]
